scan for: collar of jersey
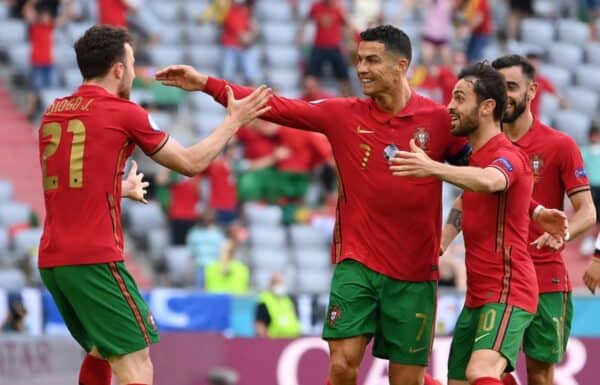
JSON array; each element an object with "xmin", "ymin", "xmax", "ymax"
[
  {"xmin": 368, "ymin": 91, "xmax": 419, "ymax": 124},
  {"xmin": 513, "ymin": 117, "xmax": 541, "ymax": 149}
]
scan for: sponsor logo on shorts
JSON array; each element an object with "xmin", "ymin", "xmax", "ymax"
[
  {"xmin": 148, "ymin": 313, "xmax": 157, "ymax": 332},
  {"xmin": 409, "ymin": 346, "xmax": 426, "ymax": 353},
  {"xmin": 327, "ymin": 305, "xmax": 342, "ymax": 328},
  {"xmin": 474, "ymin": 333, "xmax": 490, "ymax": 343}
]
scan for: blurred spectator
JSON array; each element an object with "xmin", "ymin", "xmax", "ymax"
[
  {"xmin": 156, "ymin": 169, "xmax": 200, "ymax": 245},
  {"xmin": 22, "ymin": 0, "xmax": 71, "ymax": 119},
  {"xmin": 350, "ymin": 0, "xmax": 382, "ymax": 32},
  {"xmin": 206, "ymin": 144, "xmax": 239, "ymax": 226},
  {"xmin": 410, "ymin": 62, "xmax": 457, "ymax": 105},
  {"xmin": 580, "ymin": 1, "xmax": 600, "ymax": 39},
  {"xmin": 301, "ymin": 74, "xmax": 334, "ymax": 101},
  {"xmin": 97, "ymin": 0, "xmax": 136, "ymax": 27},
  {"xmin": 419, "ymin": 0, "xmax": 454, "ymax": 66},
  {"xmin": 298, "ymin": 0, "xmax": 352, "ymax": 95},
  {"xmin": 204, "ymin": 225, "xmax": 249, "ymax": 294},
  {"xmin": 1, "ymin": 294, "xmax": 27, "ymax": 333},
  {"xmin": 237, "ymin": 120, "xmax": 289, "ymax": 203},
  {"xmin": 526, "ymin": 52, "xmax": 568, "ymax": 117},
  {"xmin": 186, "ymin": 209, "xmax": 226, "ymax": 287},
  {"xmin": 456, "ymin": 0, "xmax": 493, "ymax": 62},
  {"xmin": 506, "ymin": 0, "xmax": 533, "ymax": 42},
  {"xmin": 255, "ymin": 272, "xmax": 301, "ymax": 338},
  {"xmin": 220, "ymin": 0, "xmax": 261, "ymax": 85},
  {"xmin": 581, "ymin": 123, "xmax": 600, "ymax": 224},
  {"xmin": 200, "ymin": 0, "xmax": 232, "ymax": 24}
]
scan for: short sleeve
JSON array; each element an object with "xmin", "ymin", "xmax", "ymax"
[
  {"xmin": 560, "ymin": 136, "xmax": 590, "ymax": 196},
  {"xmin": 124, "ymin": 104, "xmax": 169, "ymax": 156},
  {"xmin": 488, "ymin": 151, "xmax": 521, "ymax": 189}
]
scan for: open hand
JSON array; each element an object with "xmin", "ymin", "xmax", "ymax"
[
  {"xmin": 225, "ymin": 85, "xmax": 272, "ymax": 127},
  {"xmin": 533, "ymin": 208, "xmax": 568, "ymax": 240},
  {"xmin": 389, "ymin": 139, "xmax": 437, "ymax": 177},
  {"xmin": 155, "ymin": 64, "xmax": 208, "ymax": 91},
  {"xmin": 122, "ymin": 160, "xmax": 149, "ymax": 204},
  {"xmin": 530, "ymin": 232, "xmax": 564, "ymax": 250}
]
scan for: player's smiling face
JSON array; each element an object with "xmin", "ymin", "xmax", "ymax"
[
  {"xmin": 356, "ymin": 41, "xmax": 405, "ymax": 97},
  {"xmin": 498, "ymin": 65, "xmax": 535, "ymax": 123},
  {"xmin": 117, "ymin": 43, "xmax": 135, "ymax": 100},
  {"xmin": 448, "ymin": 78, "xmax": 480, "ymax": 137}
]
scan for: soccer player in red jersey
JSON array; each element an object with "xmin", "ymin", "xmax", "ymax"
[
  {"xmin": 37, "ymin": 25, "xmax": 271, "ymax": 385},
  {"xmin": 389, "ymin": 62, "xmax": 567, "ymax": 385},
  {"xmin": 157, "ymin": 25, "xmax": 472, "ymax": 385},
  {"xmin": 490, "ymin": 55, "xmax": 596, "ymax": 385}
]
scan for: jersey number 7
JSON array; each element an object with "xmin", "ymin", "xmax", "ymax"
[{"xmin": 41, "ymin": 119, "xmax": 86, "ymax": 191}]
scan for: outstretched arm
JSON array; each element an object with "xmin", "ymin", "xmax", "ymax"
[{"xmin": 155, "ymin": 65, "xmax": 335, "ymax": 133}]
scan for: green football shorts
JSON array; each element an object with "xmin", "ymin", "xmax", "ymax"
[
  {"xmin": 523, "ymin": 292, "xmax": 573, "ymax": 364},
  {"xmin": 40, "ymin": 262, "xmax": 160, "ymax": 357},
  {"xmin": 448, "ymin": 303, "xmax": 534, "ymax": 381},
  {"xmin": 322, "ymin": 259, "xmax": 437, "ymax": 366}
]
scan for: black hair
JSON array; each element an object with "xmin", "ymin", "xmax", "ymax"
[
  {"xmin": 458, "ymin": 61, "xmax": 507, "ymax": 122},
  {"xmin": 491, "ymin": 54, "xmax": 536, "ymax": 80},
  {"xmin": 74, "ymin": 25, "xmax": 132, "ymax": 80},
  {"xmin": 360, "ymin": 25, "xmax": 412, "ymax": 62}
]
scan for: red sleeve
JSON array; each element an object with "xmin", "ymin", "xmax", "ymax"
[
  {"xmin": 123, "ymin": 104, "xmax": 169, "ymax": 155},
  {"xmin": 488, "ymin": 152, "xmax": 520, "ymax": 189},
  {"xmin": 204, "ymin": 76, "xmax": 340, "ymax": 134},
  {"xmin": 560, "ymin": 136, "xmax": 591, "ymax": 196}
]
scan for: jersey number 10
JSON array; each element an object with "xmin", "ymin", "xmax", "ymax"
[{"xmin": 41, "ymin": 119, "xmax": 86, "ymax": 191}]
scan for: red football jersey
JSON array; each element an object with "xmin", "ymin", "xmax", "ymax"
[
  {"xmin": 513, "ymin": 119, "xmax": 590, "ymax": 293},
  {"xmin": 462, "ymin": 134, "xmax": 538, "ymax": 313},
  {"xmin": 309, "ymin": 1, "xmax": 345, "ymax": 48},
  {"xmin": 205, "ymin": 77, "xmax": 470, "ymax": 281},
  {"xmin": 38, "ymin": 85, "xmax": 168, "ymax": 267},
  {"xmin": 30, "ymin": 22, "xmax": 53, "ymax": 66},
  {"xmin": 98, "ymin": 0, "xmax": 128, "ymax": 27}
]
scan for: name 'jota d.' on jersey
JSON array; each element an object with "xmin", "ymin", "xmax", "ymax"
[
  {"xmin": 462, "ymin": 134, "xmax": 538, "ymax": 313},
  {"xmin": 38, "ymin": 85, "xmax": 168, "ymax": 268},
  {"xmin": 204, "ymin": 77, "xmax": 471, "ymax": 281},
  {"xmin": 513, "ymin": 119, "xmax": 590, "ymax": 293}
]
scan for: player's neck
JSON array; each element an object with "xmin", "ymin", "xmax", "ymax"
[
  {"xmin": 469, "ymin": 121, "xmax": 502, "ymax": 153},
  {"xmin": 373, "ymin": 81, "xmax": 412, "ymax": 115},
  {"xmin": 503, "ymin": 110, "xmax": 534, "ymax": 142},
  {"xmin": 82, "ymin": 79, "xmax": 118, "ymax": 96}
]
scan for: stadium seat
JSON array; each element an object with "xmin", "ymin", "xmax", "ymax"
[
  {"xmin": 0, "ymin": 20, "xmax": 27, "ymax": 48},
  {"xmin": 0, "ymin": 202, "xmax": 30, "ymax": 227},
  {"xmin": 586, "ymin": 43, "xmax": 600, "ymax": 65},
  {"xmin": 185, "ymin": 23, "xmax": 220, "ymax": 44},
  {"xmin": 262, "ymin": 22, "xmax": 297, "ymax": 45},
  {"xmin": 553, "ymin": 109, "xmax": 591, "ymax": 145},
  {"xmin": 187, "ymin": 44, "xmax": 221, "ymax": 70},
  {"xmin": 62, "ymin": 67, "xmax": 82, "ymax": 91},
  {"xmin": 248, "ymin": 225, "xmax": 287, "ymax": 249},
  {"xmin": 548, "ymin": 43, "xmax": 583, "ymax": 70},
  {"xmin": 267, "ymin": 69, "xmax": 301, "ymax": 91},
  {"xmin": 244, "ymin": 203, "xmax": 283, "ymax": 226},
  {"xmin": 255, "ymin": 0, "xmax": 294, "ymax": 22},
  {"xmin": 520, "ymin": 18, "xmax": 554, "ymax": 48},
  {"xmin": 539, "ymin": 93, "xmax": 560, "ymax": 121},
  {"xmin": 0, "ymin": 2, "xmax": 8, "ymax": 19},
  {"xmin": 481, "ymin": 43, "xmax": 503, "ymax": 62},
  {"xmin": 382, "ymin": 0, "xmax": 406, "ymax": 24},
  {"xmin": 293, "ymin": 249, "xmax": 330, "ymax": 270},
  {"xmin": 538, "ymin": 64, "xmax": 572, "ymax": 90},
  {"xmin": 0, "ymin": 180, "xmax": 13, "ymax": 203},
  {"xmin": 557, "ymin": 19, "xmax": 590, "ymax": 46},
  {"xmin": 289, "ymin": 224, "xmax": 328, "ymax": 250},
  {"xmin": 147, "ymin": 227, "xmax": 170, "ymax": 261},
  {"xmin": 189, "ymin": 91, "xmax": 225, "ymax": 113},
  {"xmin": 505, "ymin": 40, "xmax": 543, "ymax": 56},
  {"xmin": 296, "ymin": 269, "xmax": 331, "ymax": 294},
  {"xmin": 149, "ymin": 1, "xmax": 181, "ymax": 22},
  {"xmin": 13, "ymin": 227, "xmax": 42, "ymax": 257},
  {"xmin": 66, "ymin": 22, "xmax": 95, "ymax": 44},
  {"xmin": 148, "ymin": 45, "xmax": 185, "ymax": 68},
  {"xmin": 181, "ymin": 0, "xmax": 210, "ymax": 23},
  {"xmin": 154, "ymin": 23, "xmax": 184, "ymax": 44},
  {"xmin": 0, "ymin": 269, "xmax": 26, "ymax": 290},
  {"xmin": 39, "ymin": 88, "xmax": 70, "ymax": 110},
  {"xmin": 575, "ymin": 65, "xmax": 600, "ymax": 92},
  {"xmin": 564, "ymin": 87, "xmax": 598, "ymax": 118},
  {"xmin": 264, "ymin": 45, "xmax": 301, "ymax": 68},
  {"xmin": 53, "ymin": 43, "xmax": 78, "ymax": 70},
  {"xmin": 126, "ymin": 201, "xmax": 166, "ymax": 240},
  {"xmin": 0, "ymin": 227, "xmax": 8, "ymax": 255},
  {"xmin": 193, "ymin": 110, "xmax": 226, "ymax": 138},
  {"xmin": 164, "ymin": 246, "xmax": 191, "ymax": 286},
  {"xmin": 250, "ymin": 247, "xmax": 289, "ymax": 271},
  {"xmin": 7, "ymin": 43, "xmax": 29, "ymax": 74},
  {"xmin": 252, "ymin": 265, "xmax": 296, "ymax": 291}
]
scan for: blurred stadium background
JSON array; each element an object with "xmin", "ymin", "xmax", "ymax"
[{"xmin": 0, "ymin": 0, "xmax": 600, "ymax": 384}]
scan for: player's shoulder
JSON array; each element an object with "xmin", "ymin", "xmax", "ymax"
[
  {"xmin": 308, "ymin": 96, "xmax": 361, "ymax": 109},
  {"xmin": 413, "ymin": 92, "xmax": 448, "ymax": 113},
  {"xmin": 535, "ymin": 119, "xmax": 579, "ymax": 149}
]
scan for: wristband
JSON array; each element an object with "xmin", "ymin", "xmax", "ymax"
[
  {"xmin": 532, "ymin": 204, "xmax": 544, "ymax": 220},
  {"xmin": 565, "ymin": 231, "xmax": 570, "ymax": 242}
]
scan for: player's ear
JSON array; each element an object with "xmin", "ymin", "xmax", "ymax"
[
  {"xmin": 480, "ymin": 98, "xmax": 496, "ymax": 118},
  {"xmin": 528, "ymin": 80, "xmax": 538, "ymax": 104},
  {"xmin": 113, "ymin": 61, "xmax": 124, "ymax": 80}
]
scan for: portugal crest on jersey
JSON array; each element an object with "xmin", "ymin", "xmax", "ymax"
[
  {"xmin": 531, "ymin": 154, "xmax": 544, "ymax": 181},
  {"xmin": 413, "ymin": 127, "xmax": 430, "ymax": 151}
]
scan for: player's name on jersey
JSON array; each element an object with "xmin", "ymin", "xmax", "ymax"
[{"xmin": 46, "ymin": 97, "xmax": 95, "ymax": 114}]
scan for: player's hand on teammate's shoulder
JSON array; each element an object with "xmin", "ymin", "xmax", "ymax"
[
  {"xmin": 389, "ymin": 139, "xmax": 437, "ymax": 177},
  {"xmin": 122, "ymin": 160, "xmax": 149, "ymax": 204},
  {"xmin": 225, "ymin": 85, "xmax": 272, "ymax": 127},
  {"xmin": 155, "ymin": 65, "xmax": 208, "ymax": 91}
]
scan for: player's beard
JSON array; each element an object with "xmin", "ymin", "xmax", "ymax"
[
  {"xmin": 117, "ymin": 78, "xmax": 131, "ymax": 100},
  {"xmin": 450, "ymin": 106, "xmax": 479, "ymax": 137},
  {"xmin": 502, "ymin": 92, "xmax": 527, "ymax": 123}
]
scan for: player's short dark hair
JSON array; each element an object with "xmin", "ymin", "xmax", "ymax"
[
  {"xmin": 491, "ymin": 54, "xmax": 536, "ymax": 80},
  {"xmin": 360, "ymin": 25, "xmax": 412, "ymax": 63},
  {"xmin": 458, "ymin": 61, "xmax": 507, "ymax": 122},
  {"xmin": 74, "ymin": 25, "xmax": 132, "ymax": 80}
]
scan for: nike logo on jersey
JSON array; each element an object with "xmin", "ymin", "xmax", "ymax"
[
  {"xmin": 474, "ymin": 333, "xmax": 490, "ymax": 343},
  {"xmin": 356, "ymin": 126, "xmax": 375, "ymax": 134},
  {"xmin": 409, "ymin": 346, "xmax": 426, "ymax": 353}
]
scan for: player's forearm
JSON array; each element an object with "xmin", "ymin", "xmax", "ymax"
[
  {"xmin": 441, "ymin": 197, "xmax": 463, "ymax": 253},
  {"xmin": 180, "ymin": 120, "xmax": 238, "ymax": 176},
  {"xmin": 566, "ymin": 198, "xmax": 596, "ymax": 241},
  {"xmin": 432, "ymin": 163, "xmax": 506, "ymax": 193}
]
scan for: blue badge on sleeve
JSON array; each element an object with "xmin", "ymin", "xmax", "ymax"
[
  {"xmin": 494, "ymin": 157, "xmax": 513, "ymax": 172},
  {"xmin": 575, "ymin": 168, "xmax": 587, "ymax": 178}
]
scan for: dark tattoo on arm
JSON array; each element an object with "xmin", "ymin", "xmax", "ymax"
[{"xmin": 447, "ymin": 208, "xmax": 463, "ymax": 231}]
